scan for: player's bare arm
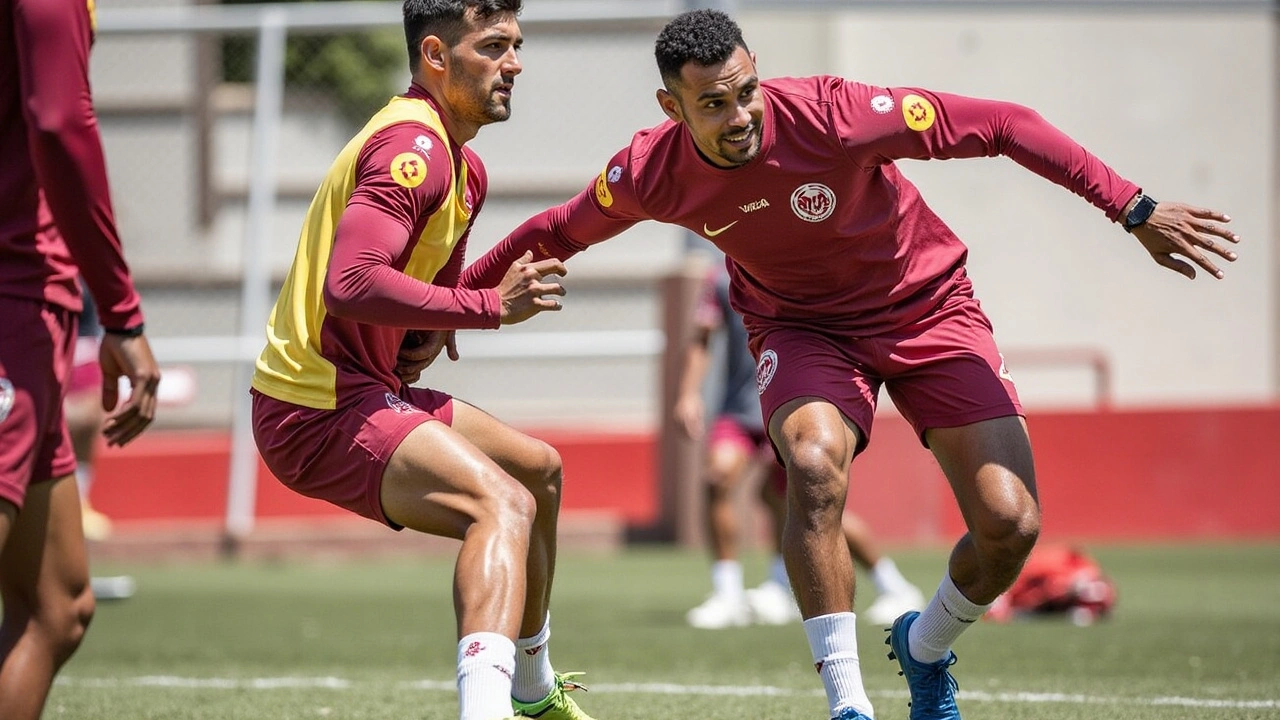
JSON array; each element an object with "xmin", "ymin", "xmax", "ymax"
[
  {"xmin": 497, "ymin": 250, "xmax": 567, "ymax": 325},
  {"xmin": 1122, "ymin": 195, "xmax": 1240, "ymax": 280}
]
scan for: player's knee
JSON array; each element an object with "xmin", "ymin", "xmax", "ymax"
[
  {"xmin": 522, "ymin": 440, "xmax": 563, "ymax": 508},
  {"xmin": 486, "ymin": 477, "xmax": 538, "ymax": 532},
  {"xmin": 40, "ymin": 584, "xmax": 96, "ymax": 666},
  {"xmin": 784, "ymin": 445, "xmax": 846, "ymax": 517},
  {"xmin": 976, "ymin": 502, "xmax": 1040, "ymax": 563}
]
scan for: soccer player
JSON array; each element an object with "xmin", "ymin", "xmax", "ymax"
[
  {"xmin": 63, "ymin": 286, "xmax": 138, "ymax": 601},
  {"xmin": 677, "ymin": 262, "xmax": 922, "ymax": 630},
  {"xmin": 0, "ymin": 0, "xmax": 162, "ymax": 715},
  {"xmin": 461, "ymin": 9, "xmax": 1239, "ymax": 720},
  {"xmin": 249, "ymin": 3, "xmax": 593, "ymax": 720}
]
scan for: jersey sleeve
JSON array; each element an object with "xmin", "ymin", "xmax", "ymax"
[
  {"xmin": 460, "ymin": 146, "xmax": 646, "ymax": 290},
  {"xmin": 831, "ymin": 79, "xmax": 1140, "ymax": 220},
  {"xmin": 323, "ymin": 122, "xmax": 501, "ymax": 330},
  {"xmin": 15, "ymin": 0, "xmax": 144, "ymax": 330}
]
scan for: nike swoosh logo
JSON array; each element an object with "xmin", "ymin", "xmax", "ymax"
[{"xmin": 703, "ymin": 221, "xmax": 738, "ymax": 237}]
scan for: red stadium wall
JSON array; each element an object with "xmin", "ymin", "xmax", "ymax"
[{"xmin": 91, "ymin": 405, "xmax": 1280, "ymax": 543}]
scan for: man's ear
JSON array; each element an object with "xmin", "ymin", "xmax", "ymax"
[
  {"xmin": 657, "ymin": 88, "xmax": 683, "ymax": 124},
  {"xmin": 420, "ymin": 35, "xmax": 447, "ymax": 73}
]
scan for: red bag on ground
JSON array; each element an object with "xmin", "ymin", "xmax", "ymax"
[{"xmin": 986, "ymin": 544, "xmax": 1117, "ymax": 625}]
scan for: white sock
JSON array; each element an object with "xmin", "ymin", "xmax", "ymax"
[
  {"xmin": 513, "ymin": 614, "xmax": 554, "ymax": 704},
  {"xmin": 768, "ymin": 555, "xmax": 790, "ymax": 589},
  {"xmin": 456, "ymin": 632, "xmax": 516, "ymax": 720},
  {"xmin": 711, "ymin": 559, "xmax": 744, "ymax": 599},
  {"xmin": 76, "ymin": 461, "xmax": 93, "ymax": 498},
  {"xmin": 869, "ymin": 558, "xmax": 913, "ymax": 596},
  {"xmin": 908, "ymin": 573, "xmax": 990, "ymax": 664},
  {"xmin": 803, "ymin": 612, "xmax": 873, "ymax": 718}
]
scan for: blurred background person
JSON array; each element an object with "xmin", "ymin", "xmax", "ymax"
[
  {"xmin": 675, "ymin": 261, "xmax": 922, "ymax": 630},
  {"xmin": 64, "ymin": 283, "xmax": 137, "ymax": 601},
  {"xmin": 65, "ymin": 281, "xmax": 110, "ymax": 542}
]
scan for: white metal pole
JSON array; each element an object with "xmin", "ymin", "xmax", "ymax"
[{"xmin": 224, "ymin": 8, "xmax": 286, "ymax": 549}]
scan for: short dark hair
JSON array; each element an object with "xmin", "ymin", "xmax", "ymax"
[
  {"xmin": 403, "ymin": 0, "xmax": 522, "ymax": 73},
  {"xmin": 654, "ymin": 9, "xmax": 748, "ymax": 89}
]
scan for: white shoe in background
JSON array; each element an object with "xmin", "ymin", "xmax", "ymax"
[
  {"xmin": 746, "ymin": 580, "xmax": 801, "ymax": 625},
  {"xmin": 91, "ymin": 575, "xmax": 137, "ymax": 601},
  {"xmin": 686, "ymin": 593, "xmax": 753, "ymax": 629},
  {"xmin": 862, "ymin": 586, "xmax": 925, "ymax": 625}
]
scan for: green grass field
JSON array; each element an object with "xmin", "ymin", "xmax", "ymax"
[{"xmin": 46, "ymin": 542, "xmax": 1280, "ymax": 719}]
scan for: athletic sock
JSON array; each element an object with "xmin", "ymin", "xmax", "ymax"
[
  {"xmin": 513, "ymin": 614, "xmax": 555, "ymax": 703},
  {"xmin": 768, "ymin": 555, "xmax": 790, "ymax": 589},
  {"xmin": 803, "ymin": 612, "xmax": 874, "ymax": 718},
  {"xmin": 711, "ymin": 559, "xmax": 744, "ymax": 599},
  {"xmin": 869, "ymin": 557, "xmax": 912, "ymax": 596},
  {"xmin": 908, "ymin": 573, "xmax": 991, "ymax": 664},
  {"xmin": 456, "ymin": 632, "xmax": 516, "ymax": 720}
]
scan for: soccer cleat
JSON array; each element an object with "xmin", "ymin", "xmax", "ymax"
[
  {"xmin": 746, "ymin": 580, "xmax": 801, "ymax": 625},
  {"xmin": 686, "ymin": 592, "xmax": 752, "ymax": 629},
  {"xmin": 512, "ymin": 671, "xmax": 596, "ymax": 720},
  {"xmin": 831, "ymin": 708, "xmax": 874, "ymax": 720},
  {"xmin": 862, "ymin": 586, "xmax": 925, "ymax": 626},
  {"xmin": 885, "ymin": 611, "xmax": 961, "ymax": 720}
]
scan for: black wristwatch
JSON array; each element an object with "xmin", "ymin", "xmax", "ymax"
[
  {"xmin": 1122, "ymin": 193, "xmax": 1157, "ymax": 232},
  {"xmin": 104, "ymin": 323, "xmax": 145, "ymax": 338}
]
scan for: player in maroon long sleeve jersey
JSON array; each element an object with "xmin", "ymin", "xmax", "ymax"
[
  {"xmin": 0, "ymin": 0, "xmax": 161, "ymax": 716},
  {"xmin": 463, "ymin": 10, "xmax": 1239, "ymax": 720}
]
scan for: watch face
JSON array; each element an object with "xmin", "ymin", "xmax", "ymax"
[{"xmin": 1126, "ymin": 196, "xmax": 1155, "ymax": 229}]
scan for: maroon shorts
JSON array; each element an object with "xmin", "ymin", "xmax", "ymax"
[
  {"xmin": 707, "ymin": 416, "xmax": 768, "ymax": 457},
  {"xmin": 251, "ymin": 384, "xmax": 453, "ymax": 528},
  {"xmin": 708, "ymin": 416, "xmax": 788, "ymax": 495},
  {"xmin": 0, "ymin": 298, "xmax": 78, "ymax": 509},
  {"xmin": 751, "ymin": 293, "xmax": 1022, "ymax": 455}
]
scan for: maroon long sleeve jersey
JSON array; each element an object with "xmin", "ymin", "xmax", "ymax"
[
  {"xmin": 0, "ymin": 0, "xmax": 144, "ymax": 330},
  {"xmin": 463, "ymin": 76, "xmax": 1139, "ymax": 338}
]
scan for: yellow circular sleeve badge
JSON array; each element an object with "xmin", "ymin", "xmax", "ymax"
[
  {"xmin": 901, "ymin": 94, "xmax": 936, "ymax": 132},
  {"xmin": 593, "ymin": 168, "xmax": 614, "ymax": 208},
  {"xmin": 390, "ymin": 152, "xmax": 427, "ymax": 189}
]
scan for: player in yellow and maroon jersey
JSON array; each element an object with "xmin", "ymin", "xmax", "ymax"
[
  {"xmin": 0, "ymin": 0, "xmax": 161, "ymax": 715},
  {"xmin": 464, "ymin": 10, "xmax": 1240, "ymax": 720},
  {"xmin": 250, "ymin": 3, "xmax": 593, "ymax": 720}
]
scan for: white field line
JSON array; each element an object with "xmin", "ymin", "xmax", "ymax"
[{"xmin": 56, "ymin": 676, "xmax": 1278, "ymax": 710}]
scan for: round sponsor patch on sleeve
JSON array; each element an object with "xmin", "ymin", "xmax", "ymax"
[
  {"xmin": 901, "ymin": 93, "xmax": 936, "ymax": 132},
  {"xmin": 594, "ymin": 168, "xmax": 614, "ymax": 208},
  {"xmin": 390, "ymin": 152, "xmax": 427, "ymax": 188}
]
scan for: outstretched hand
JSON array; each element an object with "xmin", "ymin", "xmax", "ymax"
[
  {"xmin": 1131, "ymin": 202, "xmax": 1239, "ymax": 280},
  {"xmin": 498, "ymin": 250, "xmax": 567, "ymax": 325},
  {"xmin": 99, "ymin": 333, "xmax": 161, "ymax": 447}
]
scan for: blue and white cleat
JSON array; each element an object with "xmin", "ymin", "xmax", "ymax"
[
  {"xmin": 885, "ymin": 611, "xmax": 961, "ymax": 720},
  {"xmin": 831, "ymin": 707, "xmax": 873, "ymax": 720}
]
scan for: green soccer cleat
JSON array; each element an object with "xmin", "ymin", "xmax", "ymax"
[{"xmin": 512, "ymin": 672, "xmax": 596, "ymax": 720}]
